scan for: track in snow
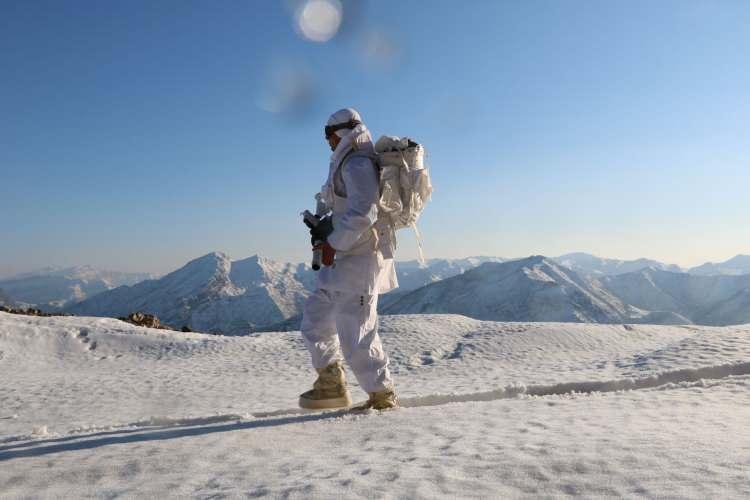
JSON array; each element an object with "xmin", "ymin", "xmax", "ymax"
[
  {"xmin": 253, "ymin": 360, "xmax": 750, "ymax": 415},
  {"xmin": 402, "ymin": 360, "xmax": 750, "ymax": 408},
  {"xmin": 2, "ymin": 360, "xmax": 748, "ymax": 458}
]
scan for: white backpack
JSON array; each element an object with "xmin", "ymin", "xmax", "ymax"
[{"xmin": 374, "ymin": 135, "xmax": 433, "ymax": 263}]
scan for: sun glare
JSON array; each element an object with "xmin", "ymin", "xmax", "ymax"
[{"xmin": 295, "ymin": 0, "xmax": 343, "ymax": 43}]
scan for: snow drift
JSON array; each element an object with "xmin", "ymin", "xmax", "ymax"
[{"xmin": 1, "ymin": 312, "xmax": 749, "ymax": 497}]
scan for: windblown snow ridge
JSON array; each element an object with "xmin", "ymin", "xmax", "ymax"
[
  {"xmin": 3, "ymin": 362, "xmax": 748, "ymax": 449},
  {"xmin": 401, "ymin": 361, "xmax": 750, "ymax": 408}
]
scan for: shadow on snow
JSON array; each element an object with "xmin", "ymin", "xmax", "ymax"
[{"xmin": 2, "ymin": 360, "xmax": 749, "ymax": 461}]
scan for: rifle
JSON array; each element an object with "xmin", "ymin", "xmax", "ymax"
[{"xmin": 302, "ymin": 193, "xmax": 332, "ymax": 271}]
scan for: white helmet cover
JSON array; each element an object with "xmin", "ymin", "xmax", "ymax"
[{"xmin": 326, "ymin": 108, "xmax": 364, "ymax": 138}]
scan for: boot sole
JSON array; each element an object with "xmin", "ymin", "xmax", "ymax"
[
  {"xmin": 349, "ymin": 402, "xmax": 399, "ymax": 413},
  {"xmin": 298, "ymin": 394, "xmax": 353, "ymax": 410}
]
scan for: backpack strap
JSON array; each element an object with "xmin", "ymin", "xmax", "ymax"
[
  {"xmin": 332, "ymin": 149, "xmax": 354, "ymax": 197},
  {"xmin": 333, "ymin": 147, "xmax": 377, "ymax": 198}
]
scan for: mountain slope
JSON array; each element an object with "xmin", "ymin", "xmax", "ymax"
[
  {"xmin": 386, "ymin": 261, "xmax": 750, "ymax": 326},
  {"xmin": 394, "ymin": 256, "xmax": 506, "ymax": 292},
  {"xmin": 0, "ymin": 266, "xmax": 153, "ymax": 310},
  {"xmin": 700, "ymin": 288, "xmax": 750, "ymax": 326},
  {"xmin": 600, "ymin": 267, "xmax": 750, "ymax": 326},
  {"xmin": 688, "ymin": 254, "xmax": 750, "ymax": 276},
  {"xmin": 68, "ymin": 253, "xmax": 314, "ymax": 334},
  {"xmin": 383, "ymin": 256, "xmax": 637, "ymax": 323},
  {"xmin": 554, "ymin": 252, "xmax": 682, "ymax": 276}
]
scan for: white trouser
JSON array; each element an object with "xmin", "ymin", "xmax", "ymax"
[{"xmin": 301, "ymin": 288, "xmax": 393, "ymax": 394}]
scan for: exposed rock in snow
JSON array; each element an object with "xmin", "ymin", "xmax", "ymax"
[
  {"xmin": 554, "ymin": 252, "xmax": 682, "ymax": 277},
  {"xmin": 118, "ymin": 312, "xmax": 172, "ymax": 330},
  {"xmin": 0, "ymin": 266, "xmax": 155, "ymax": 311},
  {"xmin": 687, "ymin": 254, "xmax": 750, "ymax": 276}
]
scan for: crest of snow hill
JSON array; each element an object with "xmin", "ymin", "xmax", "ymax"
[{"xmin": 4, "ymin": 252, "xmax": 750, "ymax": 334}]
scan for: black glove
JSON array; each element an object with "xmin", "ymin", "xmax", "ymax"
[{"xmin": 310, "ymin": 216, "xmax": 334, "ymax": 245}]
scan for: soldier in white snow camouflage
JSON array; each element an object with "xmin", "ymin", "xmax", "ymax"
[{"xmin": 299, "ymin": 108, "xmax": 399, "ymax": 411}]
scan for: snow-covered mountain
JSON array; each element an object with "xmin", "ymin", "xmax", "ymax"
[
  {"xmin": 20, "ymin": 251, "xmax": 750, "ymax": 332},
  {"xmin": 0, "ymin": 266, "xmax": 154, "ymax": 310},
  {"xmin": 378, "ymin": 256, "xmax": 508, "ymax": 310},
  {"xmin": 384, "ymin": 257, "xmax": 750, "ymax": 326},
  {"xmin": 395, "ymin": 256, "xmax": 507, "ymax": 292},
  {"xmin": 258, "ymin": 257, "xmax": 624, "ymax": 331},
  {"xmin": 687, "ymin": 254, "xmax": 750, "ymax": 276},
  {"xmin": 68, "ymin": 253, "xmax": 314, "ymax": 334},
  {"xmin": 67, "ymin": 253, "xmax": 508, "ymax": 334},
  {"xmin": 383, "ymin": 256, "xmax": 657, "ymax": 323},
  {"xmin": 600, "ymin": 267, "xmax": 750, "ymax": 326},
  {"xmin": 553, "ymin": 252, "xmax": 682, "ymax": 276}
]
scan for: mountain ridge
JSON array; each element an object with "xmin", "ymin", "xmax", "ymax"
[
  {"xmin": 383, "ymin": 256, "xmax": 641, "ymax": 323},
  {"xmin": 687, "ymin": 254, "xmax": 750, "ymax": 276},
  {"xmin": 600, "ymin": 266, "xmax": 750, "ymax": 326},
  {"xmin": 385, "ymin": 259, "xmax": 749, "ymax": 327},
  {"xmin": 68, "ymin": 252, "xmax": 312, "ymax": 334},
  {"xmin": 553, "ymin": 252, "xmax": 683, "ymax": 276},
  {"xmin": 14, "ymin": 250, "xmax": 750, "ymax": 332},
  {"xmin": 0, "ymin": 266, "xmax": 156, "ymax": 310},
  {"xmin": 67, "ymin": 253, "xmax": 520, "ymax": 333}
]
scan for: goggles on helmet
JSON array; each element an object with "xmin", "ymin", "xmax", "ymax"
[{"xmin": 324, "ymin": 119, "xmax": 361, "ymax": 139}]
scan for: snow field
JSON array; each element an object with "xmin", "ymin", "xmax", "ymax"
[{"xmin": 1, "ymin": 311, "xmax": 750, "ymax": 497}]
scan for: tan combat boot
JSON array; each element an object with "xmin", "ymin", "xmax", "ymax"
[
  {"xmin": 358, "ymin": 389, "xmax": 399, "ymax": 411},
  {"xmin": 299, "ymin": 361, "xmax": 353, "ymax": 410}
]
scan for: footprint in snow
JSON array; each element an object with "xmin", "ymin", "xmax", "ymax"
[
  {"xmin": 78, "ymin": 328, "xmax": 90, "ymax": 342},
  {"xmin": 76, "ymin": 328, "xmax": 97, "ymax": 350}
]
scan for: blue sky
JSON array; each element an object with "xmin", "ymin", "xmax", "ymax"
[{"xmin": 2, "ymin": 0, "xmax": 749, "ymax": 277}]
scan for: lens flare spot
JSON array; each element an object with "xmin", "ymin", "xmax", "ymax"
[{"xmin": 295, "ymin": 0, "xmax": 343, "ymax": 43}]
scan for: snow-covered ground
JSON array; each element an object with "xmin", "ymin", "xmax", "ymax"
[{"xmin": 1, "ymin": 311, "xmax": 749, "ymax": 498}]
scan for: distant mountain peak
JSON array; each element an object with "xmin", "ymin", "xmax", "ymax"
[
  {"xmin": 69, "ymin": 252, "xmax": 314, "ymax": 334},
  {"xmin": 688, "ymin": 254, "xmax": 750, "ymax": 276},
  {"xmin": 727, "ymin": 254, "xmax": 750, "ymax": 265},
  {"xmin": 191, "ymin": 251, "xmax": 230, "ymax": 263},
  {"xmin": 553, "ymin": 253, "xmax": 681, "ymax": 277},
  {"xmin": 383, "ymin": 255, "xmax": 630, "ymax": 323},
  {"xmin": 524, "ymin": 255, "xmax": 550, "ymax": 265},
  {"xmin": 0, "ymin": 266, "xmax": 157, "ymax": 310}
]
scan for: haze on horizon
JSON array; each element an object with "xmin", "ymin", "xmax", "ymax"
[{"xmin": 2, "ymin": 0, "xmax": 749, "ymax": 278}]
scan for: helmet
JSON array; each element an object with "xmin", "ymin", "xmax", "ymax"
[{"xmin": 325, "ymin": 108, "xmax": 362, "ymax": 139}]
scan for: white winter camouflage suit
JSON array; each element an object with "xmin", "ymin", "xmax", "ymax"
[{"xmin": 301, "ymin": 108, "xmax": 398, "ymax": 394}]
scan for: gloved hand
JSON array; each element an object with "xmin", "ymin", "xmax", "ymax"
[
  {"xmin": 310, "ymin": 216, "xmax": 334, "ymax": 245},
  {"xmin": 313, "ymin": 241, "xmax": 336, "ymax": 267}
]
